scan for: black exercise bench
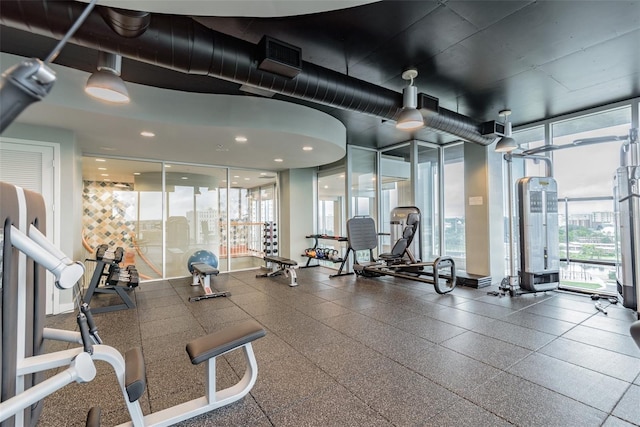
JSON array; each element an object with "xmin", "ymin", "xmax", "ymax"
[
  {"xmin": 190, "ymin": 262, "xmax": 230, "ymax": 302},
  {"xmin": 256, "ymin": 256, "xmax": 298, "ymax": 286}
]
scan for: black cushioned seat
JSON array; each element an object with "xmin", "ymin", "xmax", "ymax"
[
  {"xmin": 263, "ymin": 256, "xmax": 297, "ymax": 266},
  {"xmin": 191, "ymin": 262, "xmax": 219, "ymax": 276},
  {"xmin": 186, "ymin": 320, "xmax": 266, "ymax": 365}
]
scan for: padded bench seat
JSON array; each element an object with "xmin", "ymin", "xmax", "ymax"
[
  {"xmin": 186, "ymin": 320, "xmax": 266, "ymax": 365},
  {"xmin": 191, "ymin": 262, "xmax": 219, "ymax": 276},
  {"xmin": 257, "ymin": 256, "xmax": 298, "ymax": 286}
]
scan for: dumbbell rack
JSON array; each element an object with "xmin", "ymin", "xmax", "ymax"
[
  {"xmin": 263, "ymin": 222, "xmax": 278, "ymax": 266},
  {"xmin": 83, "ymin": 244, "xmax": 138, "ymax": 313}
]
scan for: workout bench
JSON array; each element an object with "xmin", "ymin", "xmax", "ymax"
[
  {"xmin": 190, "ymin": 262, "xmax": 230, "ymax": 302},
  {"xmin": 257, "ymin": 256, "xmax": 298, "ymax": 286}
]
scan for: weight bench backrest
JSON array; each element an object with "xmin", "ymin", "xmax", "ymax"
[{"xmin": 346, "ymin": 217, "xmax": 378, "ymax": 251}]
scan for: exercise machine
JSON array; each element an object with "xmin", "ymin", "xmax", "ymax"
[
  {"xmin": 189, "ymin": 262, "xmax": 229, "ymax": 301},
  {"xmin": 516, "ymin": 176, "xmax": 560, "ymax": 293},
  {"xmin": 346, "ymin": 206, "xmax": 456, "ymax": 294},
  {"xmin": 0, "ymin": 182, "xmax": 266, "ymax": 426},
  {"xmin": 615, "ymin": 128, "xmax": 640, "ymax": 314},
  {"xmin": 256, "ymin": 256, "xmax": 299, "ymax": 287}
]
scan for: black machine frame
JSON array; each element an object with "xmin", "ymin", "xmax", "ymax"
[{"xmin": 345, "ymin": 206, "xmax": 456, "ymax": 294}]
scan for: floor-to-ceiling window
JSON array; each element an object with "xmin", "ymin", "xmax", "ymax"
[
  {"xmin": 379, "ymin": 144, "xmax": 412, "ymax": 253},
  {"xmin": 164, "ymin": 164, "xmax": 226, "ymax": 276},
  {"xmin": 349, "ymin": 146, "xmax": 378, "ymax": 260},
  {"xmin": 551, "ymin": 106, "xmax": 631, "ymax": 294},
  {"xmin": 350, "ymin": 147, "xmax": 378, "ymax": 219},
  {"xmin": 512, "ymin": 105, "xmax": 633, "ymax": 295},
  {"xmin": 318, "ymin": 168, "xmax": 345, "ymax": 236},
  {"xmin": 442, "ymin": 143, "xmax": 466, "ymax": 270},
  {"xmin": 416, "ymin": 143, "xmax": 439, "ymax": 260},
  {"xmin": 228, "ymin": 169, "xmax": 276, "ymax": 271}
]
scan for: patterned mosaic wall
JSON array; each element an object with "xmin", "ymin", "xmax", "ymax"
[{"xmin": 82, "ymin": 181, "xmax": 137, "ymax": 251}]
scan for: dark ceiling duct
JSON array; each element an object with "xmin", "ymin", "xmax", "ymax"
[
  {"xmin": 99, "ymin": 8, "xmax": 151, "ymax": 38},
  {"xmin": 0, "ymin": 0, "xmax": 496, "ymax": 146}
]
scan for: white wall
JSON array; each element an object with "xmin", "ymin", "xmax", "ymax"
[
  {"xmin": 463, "ymin": 143, "xmax": 506, "ymax": 281},
  {"xmin": 3, "ymin": 122, "xmax": 80, "ymax": 311},
  {"xmin": 279, "ymin": 168, "xmax": 315, "ymax": 264}
]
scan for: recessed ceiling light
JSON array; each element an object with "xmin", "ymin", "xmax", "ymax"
[
  {"xmin": 222, "ymin": 179, "xmax": 227, "ymax": 182},
  {"xmin": 303, "ymin": 146, "xmax": 313, "ymax": 151},
  {"xmin": 99, "ymin": 146, "xmax": 116, "ymax": 151},
  {"xmin": 104, "ymin": 178, "xmax": 111, "ymax": 182},
  {"xmin": 235, "ymin": 136, "xmax": 247, "ymax": 143},
  {"xmin": 340, "ymin": 174, "xmax": 345, "ymax": 178},
  {"xmin": 165, "ymin": 165, "xmax": 171, "ymax": 168},
  {"xmin": 260, "ymin": 172, "xmax": 267, "ymax": 176},
  {"xmin": 232, "ymin": 181, "xmax": 238, "ymax": 185},
  {"xmin": 140, "ymin": 131, "xmax": 155, "ymax": 137},
  {"xmin": 274, "ymin": 158, "xmax": 283, "ymax": 162},
  {"xmin": 234, "ymin": 175, "xmax": 240, "ymax": 178},
  {"xmin": 101, "ymin": 173, "xmax": 109, "ymax": 177},
  {"xmin": 181, "ymin": 176, "xmax": 188, "ymax": 180},
  {"xmin": 133, "ymin": 172, "xmax": 141, "ymax": 176},
  {"xmin": 324, "ymin": 185, "xmax": 329, "ymax": 189},
  {"xmin": 98, "ymin": 167, "xmax": 107, "ymax": 171},
  {"xmin": 95, "ymin": 158, "xmax": 106, "ymax": 162},
  {"xmin": 244, "ymin": 177, "xmax": 250, "ymax": 181}
]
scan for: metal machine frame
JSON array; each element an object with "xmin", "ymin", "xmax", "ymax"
[{"xmin": 346, "ymin": 206, "xmax": 456, "ymax": 294}]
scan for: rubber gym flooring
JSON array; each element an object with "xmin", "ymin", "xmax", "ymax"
[{"xmin": 41, "ymin": 266, "xmax": 640, "ymax": 426}]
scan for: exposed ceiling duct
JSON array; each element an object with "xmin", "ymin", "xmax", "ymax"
[{"xmin": 0, "ymin": 0, "xmax": 497, "ymax": 146}]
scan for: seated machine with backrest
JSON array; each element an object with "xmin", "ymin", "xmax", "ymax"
[
  {"xmin": 0, "ymin": 182, "xmax": 266, "ymax": 427},
  {"xmin": 346, "ymin": 207, "xmax": 457, "ymax": 294}
]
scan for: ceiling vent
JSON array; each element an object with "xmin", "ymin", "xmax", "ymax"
[
  {"xmin": 417, "ymin": 93, "xmax": 439, "ymax": 112},
  {"xmin": 480, "ymin": 120, "xmax": 506, "ymax": 137},
  {"xmin": 257, "ymin": 36, "xmax": 302, "ymax": 78}
]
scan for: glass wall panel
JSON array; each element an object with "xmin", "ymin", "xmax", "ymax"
[
  {"xmin": 442, "ymin": 144, "xmax": 466, "ymax": 269},
  {"xmin": 318, "ymin": 169, "xmax": 345, "ymax": 236},
  {"xmin": 317, "ymin": 168, "xmax": 347, "ymax": 268},
  {"xmin": 83, "ymin": 157, "xmax": 278, "ymax": 280},
  {"xmin": 228, "ymin": 169, "xmax": 277, "ymax": 271},
  {"xmin": 164, "ymin": 164, "xmax": 227, "ymax": 276},
  {"xmin": 350, "ymin": 147, "xmax": 378, "ymax": 261},
  {"xmin": 350, "ymin": 147, "xmax": 377, "ymax": 218},
  {"xmin": 379, "ymin": 144, "xmax": 412, "ymax": 253},
  {"xmin": 551, "ymin": 106, "xmax": 630, "ymax": 294},
  {"xmin": 416, "ymin": 143, "xmax": 439, "ymax": 260},
  {"xmin": 82, "ymin": 158, "xmax": 163, "ymax": 280}
]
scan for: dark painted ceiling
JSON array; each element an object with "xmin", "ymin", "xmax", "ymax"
[{"xmin": 1, "ymin": 0, "xmax": 639, "ymax": 149}]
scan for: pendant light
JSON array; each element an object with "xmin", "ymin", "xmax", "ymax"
[
  {"xmin": 85, "ymin": 51, "xmax": 130, "ymax": 104},
  {"xmin": 396, "ymin": 69, "xmax": 424, "ymax": 131},
  {"xmin": 495, "ymin": 109, "xmax": 517, "ymax": 152}
]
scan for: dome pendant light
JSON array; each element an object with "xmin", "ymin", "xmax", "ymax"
[
  {"xmin": 85, "ymin": 51, "xmax": 130, "ymax": 104},
  {"xmin": 495, "ymin": 109, "xmax": 518, "ymax": 152},
  {"xmin": 396, "ymin": 69, "xmax": 424, "ymax": 131}
]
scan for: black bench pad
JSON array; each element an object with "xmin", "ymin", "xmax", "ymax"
[
  {"xmin": 124, "ymin": 347, "xmax": 146, "ymax": 402},
  {"xmin": 186, "ymin": 320, "xmax": 266, "ymax": 365},
  {"xmin": 191, "ymin": 262, "xmax": 219, "ymax": 276},
  {"xmin": 264, "ymin": 256, "xmax": 297, "ymax": 266}
]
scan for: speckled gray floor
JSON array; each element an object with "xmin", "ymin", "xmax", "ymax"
[{"xmin": 39, "ymin": 267, "xmax": 640, "ymax": 427}]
